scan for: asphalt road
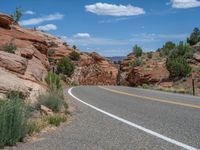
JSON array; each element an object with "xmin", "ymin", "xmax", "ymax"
[{"xmin": 9, "ymin": 86, "xmax": 200, "ymax": 150}]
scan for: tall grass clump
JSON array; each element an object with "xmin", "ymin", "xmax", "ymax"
[
  {"xmin": 45, "ymin": 71, "xmax": 62, "ymax": 93},
  {"xmin": 0, "ymin": 93, "xmax": 26, "ymax": 148},
  {"xmin": 38, "ymin": 92, "xmax": 64, "ymax": 113},
  {"xmin": 39, "ymin": 71, "xmax": 66, "ymax": 113}
]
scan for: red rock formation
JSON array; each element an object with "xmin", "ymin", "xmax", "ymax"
[
  {"xmin": 72, "ymin": 52, "xmax": 118, "ymax": 85},
  {"xmin": 0, "ymin": 13, "xmax": 13, "ymax": 29},
  {"xmin": 0, "ymin": 13, "xmax": 119, "ymax": 102},
  {"xmin": 0, "ymin": 14, "xmax": 49, "ymax": 103},
  {"xmin": 121, "ymin": 52, "xmax": 169, "ymax": 86}
]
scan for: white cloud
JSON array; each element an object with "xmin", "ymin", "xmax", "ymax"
[
  {"xmin": 85, "ymin": 2, "xmax": 145, "ymax": 16},
  {"xmin": 37, "ymin": 24, "xmax": 57, "ymax": 31},
  {"xmin": 130, "ymin": 33, "xmax": 188, "ymax": 42},
  {"xmin": 24, "ymin": 10, "xmax": 35, "ymax": 15},
  {"xmin": 61, "ymin": 35, "xmax": 127, "ymax": 46},
  {"xmin": 20, "ymin": 13, "xmax": 64, "ymax": 26},
  {"xmin": 99, "ymin": 17, "xmax": 130, "ymax": 23},
  {"xmin": 169, "ymin": 0, "xmax": 200, "ymax": 8},
  {"xmin": 73, "ymin": 33, "xmax": 91, "ymax": 38}
]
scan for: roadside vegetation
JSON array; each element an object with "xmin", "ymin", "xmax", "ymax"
[
  {"xmin": 0, "ymin": 71, "xmax": 69, "ymax": 148},
  {"xmin": 0, "ymin": 92, "xmax": 26, "ymax": 148},
  {"xmin": 166, "ymin": 42, "xmax": 192, "ymax": 80}
]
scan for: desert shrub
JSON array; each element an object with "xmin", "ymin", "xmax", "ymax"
[
  {"xmin": 48, "ymin": 50, "xmax": 55, "ymax": 56},
  {"xmin": 129, "ymin": 58, "xmax": 142, "ymax": 68},
  {"xmin": 45, "ymin": 71, "xmax": 62, "ymax": 92},
  {"xmin": 141, "ymin": 84, "xmax": 150, "ymax": 89},
  {"xmin": 47, "ymin": 115, "xmax": 66, "ymax": 127},
  {"xmin": 165, "ymin": 42, "xmax": 193, "ymax": 60},
  {"xmin": 187, "ymin": 27, "xmax": 200, "ymax": 46},
  {"xmin": 166, "ymin": 56, "xmax": 192, "ymax": 79},
  {"xmin": 69, "ymin": 51, "xmax": 80, "ymax": 61},
  {"xmin": 48, "ymin": 58, "xmax": 55, "ymax": 63},
  {"xmin": 147, "ymin": 52, "xmax": 153, "ymax": 59},
  {"xmin": 160, "ymin": 41, "xmax": 176, "ymax": 57},
  {"xmin": 38, "ymin": 92, "xmax": 64, "ymax": 113},
  {"xmin": 57, "ymin": 57, "xmax": 75, "ymax": 77},
  {"xmin": 3, "ymin": 43, "xmax": 17, "ymax": 54},
  {"xmin": 26, "ymin": 120, "xmax": 40, "ymax": 135},
  {"xmin": 133, "ymin": 45, "xmax": 143, "ymax": 57},
  {"xmin": 0, "ymin": 96, "xmax": 26, "ymax": 147}
]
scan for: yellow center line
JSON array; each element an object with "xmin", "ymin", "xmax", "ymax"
[{"xmin": 98, "ymin": 86, "xmax": 200, "ymax": 109}]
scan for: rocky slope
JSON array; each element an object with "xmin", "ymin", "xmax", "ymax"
[
  {"xmin": 120, "ymin": 47, "xmax": 200, "ymax": 96},
  {"xmin": 0, "ymin": 13, "xmax": 118, "ymax": 102}
]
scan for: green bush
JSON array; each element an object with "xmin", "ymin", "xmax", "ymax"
[
  {"xmin": 0, "ymin": 97, "xmax": 26, "ymax": 147},
  {"xmin": 38, "ymin": 92, "xmax": 64, "ymax": 113},
  {"xmin": 187, "ymin": 27, "xmax": 200, "ymax": 46},
  {"xmin": 57, "ymin": 57, "xmax": 75, "ymax": 77},
  {"xmin": 3, "ymin": 43, "xmax": 17, "ymax": 54},
  {"xmin": 45, "ymin": 71, "xmax": 62, "ymax": 92},
  {"xmin": 165, "ymin": 42, "xmax": 193, "ymax": 59},
  {"xmin": 69, "ymin": 51, "xmax": 80, "ymax": 61},
  {"xmin": 133, "ymin": 45, "xmax": 143, "ymax": 57},
  {"xmin": 48, "ymin": 58, "xmax": 55, "ymax": 63},
  {"xmin": 166, "ymin": 56, "xmax": 192, "ymax": 79},
  {"xmin": 47, "ymin": 115, "xmax": 66, "ymax": 127},
  {"xmin": 129, "ymin": 58, "xmax": 142, "ymax": 68},
  {"xmin": 160, "ymin": 41, "xmax": 176, "ymax": 57}
]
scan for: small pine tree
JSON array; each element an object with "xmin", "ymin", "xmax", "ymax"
[
  {"xmin": 133, "ymin": 45, "xmax": 143, "ymax": 57},
  {"xmin": 187, "ymin": 27, "xmax": 200, "ymax": 46},
  {"xmin": 72, "ymin": 45, "xmax": 77, "ymax": 50},
  {"xmin": 11, "ymin": 7, "xmax": 22, "ymax": 23}
]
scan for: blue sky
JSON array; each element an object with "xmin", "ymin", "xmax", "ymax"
[{"xmin": 1, "ymin": 0, "xmax": 200, "ymax": 56}]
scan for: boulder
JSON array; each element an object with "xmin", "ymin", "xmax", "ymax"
[
  {"xmin": 0, "ymin": 13, "xmax": 13, "ymax": 29},
  {"xmin": 40, "ymin": 105, "xmax": 54, "ymax": 116},
  {"xmin": 0, "ymin": 51, "xmax": 28, "ymax": 74}
]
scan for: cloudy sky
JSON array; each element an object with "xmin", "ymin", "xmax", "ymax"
[{"xmin": 1, "ymin": 0, "xmax": 200, "ymax": 56}]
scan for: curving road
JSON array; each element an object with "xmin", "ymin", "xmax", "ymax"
[{"xmin": 10, "ymin": 86, "xmax": 200, "ymax": 150}]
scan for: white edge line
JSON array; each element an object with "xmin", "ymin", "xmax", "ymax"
[{"xmin": 68, "ymin": 87, "xmax": 198, "ymax": 150}]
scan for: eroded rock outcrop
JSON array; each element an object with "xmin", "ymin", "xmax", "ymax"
[
  {"xmin": 72, "ymin": 52, "xmax": 118, "ymax": 85},
  {"xmin": 0, "ymin": 13, "xmax": 119, "ymax": 102},
  {"xmin": 120, "ymin": 52, "xmax": 169, "ymax": 86},
  {"xmin": 0, "ymin": 13, "xmax": 49, "ymax": 103}
]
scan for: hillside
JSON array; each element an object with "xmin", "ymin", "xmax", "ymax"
[
  {"xmin": 120, "ymin": 44, "xmax": 200, "ymax": 96},
  {"xmin": 0, "ymin": 13, "xmax": 118, "ymax": 103}
]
